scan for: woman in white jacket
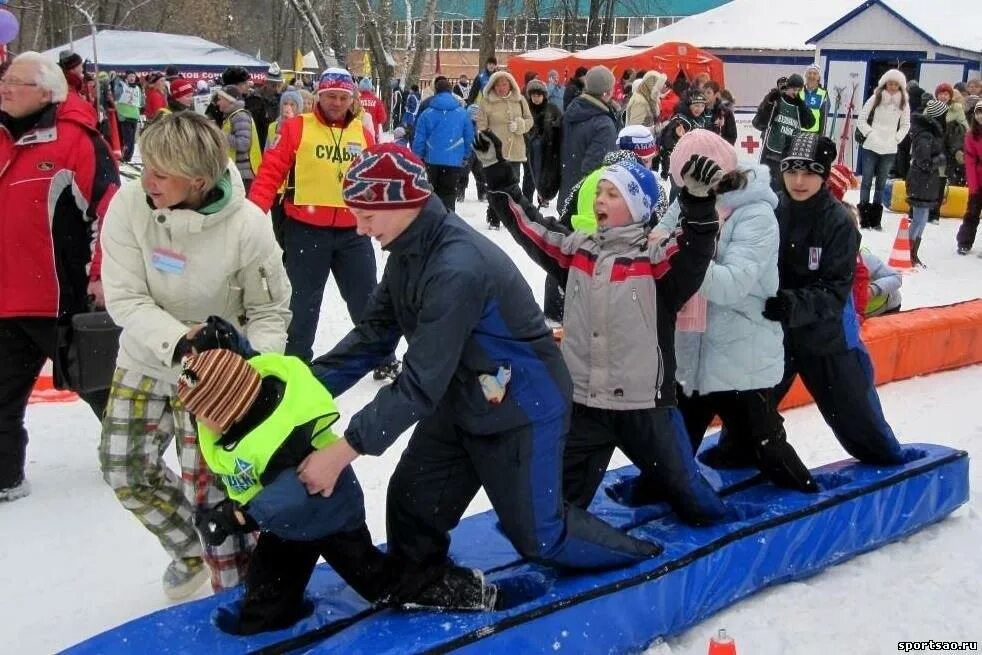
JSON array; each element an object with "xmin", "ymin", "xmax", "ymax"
[
  {"xmin": 856, "ymin": 69, "xmax": 911, "ymax": 230},
  {"xmin": 99, "ymin": 112, "xmax": 292, "ymax": 601},
  {"xmin": 656, "ymin": 132, "xmax": 816, "ymax": 493}
]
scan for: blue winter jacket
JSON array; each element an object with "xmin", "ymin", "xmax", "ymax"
[
  {"xmin": 311, "ymin": 196, "xmax": 571, "ymax": 455},
  {"xmin": 412, "ymin": 92, "xmax": 474, "ymax": 167},
  {"xmin": 665, "ymin": 164, "xmax": 786, "ymax": 395}
]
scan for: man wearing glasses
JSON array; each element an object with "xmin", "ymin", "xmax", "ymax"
[{"xmin": 0, "ymin": 52, "xmax": 119, "ymax": 502}]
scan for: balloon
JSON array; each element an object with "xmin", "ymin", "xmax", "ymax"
[{"xmin": 0, "ymin": 10, "xmax": 18, "ymax": 45}]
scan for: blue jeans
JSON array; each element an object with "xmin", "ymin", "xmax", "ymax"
[
  {"xmin": 282, "ymin": 220, "xmax": 379, "ymax": 362},
  {"xmin": 910, "ymin": 205, "xmax": 930, "ymax": 241},
  {"xmin": 860, "ymin": 150, "xmax": 895, "ymax": 205}
]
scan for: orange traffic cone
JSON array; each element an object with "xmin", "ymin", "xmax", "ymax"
[
  {"xmin": 708, "ymin": 628, "xmax": 737, "ymax": 655},
  {"xmin": 28, "ymin": 360, "xmax": 78, "ymax": 404},
  {"xmin": 887, "ymin": 215, "xmax": 914, "ymax": 270}
]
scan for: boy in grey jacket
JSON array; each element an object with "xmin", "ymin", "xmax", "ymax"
[{"xmin": 479, "ymin": 131, "xmax": 728, "ymax": 525}]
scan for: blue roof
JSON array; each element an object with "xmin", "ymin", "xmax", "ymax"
[{"xmin": 393, "ymin": 0, "xmax": 729, "ymax": 20}]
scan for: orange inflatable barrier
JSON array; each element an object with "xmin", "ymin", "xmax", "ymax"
[
  {"xmin": 28, "ymin": 360, "xmax": 78, "ymax": 404},
  {"xmin": 777, "ymin": 299, "xmax": 982, "ymax": 412}
]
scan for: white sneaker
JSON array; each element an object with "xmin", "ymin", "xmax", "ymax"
[
  {"xmin": 0, "ymin": 478, "xmax": 31, "ymax": 503},
  {"xmin": 162, "ymin": 557, "xmax": 209, "ymax": 601}
]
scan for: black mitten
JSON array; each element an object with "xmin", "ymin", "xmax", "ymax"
[
  {"xmin": 191, "ymin": 316, "xmax": 258, "ymax": 358},
  {"xmin": 195, "ymin": 499, "xmax": 258, "ymax": 546},
  {"xmin": 762, "ymin": 292, "xmax": 793, "ymax": 322}
]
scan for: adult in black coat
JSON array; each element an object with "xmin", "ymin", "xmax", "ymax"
[
  {"xmin": 306, "ymin": 144, "xmax": 660, "ymax": 604},
  {"xmin": 563, "ymin": 66, "xmax": 588, "ymax": 109},
  {"xmin": 703, "ymin": 81, "xmax": 738, "ymax": 145},
  {"xmin": 753, "ymin": 75, "xmax": 816, "ymax": 191},
  {"xmin": 558, "ymin": 66, "xmax": 620, "ymax": 208},
  {"xmin": 905, "ymin": 102, "xmax": 949, "ymax": 266},
  {"xmin": 755, "ymin": 133, "xmax": 904, "ymax": 466},
  {"xmin": 524, "ymin": 79, "xmax": 563, "ymax": 203}
]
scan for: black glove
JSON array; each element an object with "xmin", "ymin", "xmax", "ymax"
[
  {"xmin": 190, "ymin": 316, "xmax": 258, "ymax": 358},
  {"xmin": 762, "ymin": 292, "xmax": 793, "ymax": 323},
  {"xmin": 680, "ymin": 154, "xmax": 725, "ymax": 198},
  {"xmin": 194, "ymin": 499, "xmax": 258, "ymax": 547},
  {"xmin": 472, "ymin": 130, "xmax": 504, "ymax": 168}
]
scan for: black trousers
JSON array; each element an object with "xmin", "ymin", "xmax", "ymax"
[
  {"xmin": 678, "ymin": 387, "xmax": 782, "ymax": 453},
  {"xmin": 234, "ymin": 524, "xmax": 391, "ymax": 635},
  {"xmin": 676, "ymin": 386, "xmax": 816, "ymax": 492},
  {"xmin": 562, "ymin": 404, "xmax": 727, "ymax": 525},
  {"xmin": 543, "ymin": 275, "xmax": 565, "ymax": 323},
  {"xmin": 385, "ymin": 404, "xmax": 656, "ymax": 575},
  {"xmin": 426, "ymin": 164, "xmax": 461, "ymax": 213},
  {"xmin": 762, "ymin": 156, "xmax": 785, "ymax": 193},
  {"xmin": 0, "ymin": 318, "xmax": 108, "ymax": 488},
  {"xmin": 118, "ymin": 119, "xmax": 138, "ymax": 163},
  {"xmin": 773, "ymin": 346, "xmax": 903, "ymax": 465},
  {"xmin": 956, "ymin": 190, "xmax": 982, "ymax": 250},
  {"xmin": 486, "ymin": 163, "xmax": 521, "ymax": 226}
]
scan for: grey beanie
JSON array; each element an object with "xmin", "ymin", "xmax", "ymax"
[{"xmin": 584, "ymin": 66, "xmax": 615, "ymax": 97}]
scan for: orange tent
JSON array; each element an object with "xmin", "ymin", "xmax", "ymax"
[
  {"xmin": 570, "ymin": 42, "xmax": 724, "ymax": 88},
  {"xmin": 504, "ymin": 47, "xmax": 573, "ymax": 88},
  {"xmin": 505, "ymin": 42, "xmax": 723, "ymax": 90}
]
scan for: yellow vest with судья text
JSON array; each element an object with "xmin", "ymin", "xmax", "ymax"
[{"xmin": 293, "ymin": 113, "xmax": 367, "ymax": 208}]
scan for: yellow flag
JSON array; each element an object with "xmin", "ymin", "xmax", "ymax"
[
  {"xmin": 362, "ymin": 50, "xmax": 372, "ymax": 78},
  {"xmin": 294, "ymin": 49, "xmax": 305, "ymax": 73}
]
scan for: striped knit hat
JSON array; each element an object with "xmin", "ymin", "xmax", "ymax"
[{"xmin": 177, "ymin": 350, "xmax": 261, "ymax": 434}]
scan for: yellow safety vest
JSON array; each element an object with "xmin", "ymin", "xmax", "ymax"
[
  {"xmin": 293, "ymin": 113, "xmax": 367, "ymax": 208},
  {"xmin": 223, "ymin": 108, "xmax": 263, "ymax": 176}
]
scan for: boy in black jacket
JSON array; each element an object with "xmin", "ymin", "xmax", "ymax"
[{"xmin": 759, "ymin": 133, "xmax": 904, "ymax": 465}]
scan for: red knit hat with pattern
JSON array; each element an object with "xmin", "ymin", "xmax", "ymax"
[
  {"xmin": 169, "ymin": 78, "xmax": 195, "ymax": 101},
  {"xmin": 177, "ymin": 349, "xmax": 261, "ymax": 434},
  {"xmin": 343, "ymin": 143, "xmax": 433, "ymax": 210},
  {"xmin": 826, "ymin": 163, "xmax": 858, "ymax": 201}
]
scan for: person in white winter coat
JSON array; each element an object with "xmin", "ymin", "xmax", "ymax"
[
  {"xmin": 99, "ymin": 112, "xmax": 292, "ymax": 602},
  {"xmin": 657, "ymin": 147, "xmax": 817, "ymax": 493},
  {"xmin": 856, "ymin": 69, "xmax": 911, "ymax": 230}
]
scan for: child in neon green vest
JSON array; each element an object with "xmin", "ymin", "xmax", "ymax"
[{"xmin": 177, "ymin": 348, "xmax": 389, "ymax": 634}]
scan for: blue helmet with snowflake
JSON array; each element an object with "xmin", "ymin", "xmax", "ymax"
[{"xmin": 598, "ymin": 161, "xmax": 660, "ymax": 223}]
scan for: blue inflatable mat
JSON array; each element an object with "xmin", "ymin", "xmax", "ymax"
[{"xmin": 64, "ymin": 443, "xmax": 968, "ymax": 655}]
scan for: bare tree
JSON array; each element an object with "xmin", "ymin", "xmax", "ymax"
[
  {"xmin": 585, "ymin": 0, "xmax": 602, "ymax": 47},
  {"xmin": 478, "ymin": 0, "xmax": 500, "ymax": 68},
  {"xmin": 403, "ymin": 0, "xmax": 437, "ymax": 90},
  {"xmin": 286, "ymin": 0, "xmax": 337, "ymax": 69},
  {"xmin": 352, "ymin": 0, "xmax": 394, "ymax": 108}
]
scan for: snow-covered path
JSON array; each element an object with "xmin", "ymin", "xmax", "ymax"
[{"xmin": 3, "ymin": 194, "xmax": 979, "ymax": 654}]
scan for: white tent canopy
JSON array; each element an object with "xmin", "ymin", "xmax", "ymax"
[
  {"xmin": 622, "ymin": 0, "xmax": 860, "ymax": 51},
  {"xmin": 622, "ymin": 0, "xmax": 981, "ymax": 55},
  {"xmin": 43, "ymin": 30, "xmax": 268, "ymax": 75}
]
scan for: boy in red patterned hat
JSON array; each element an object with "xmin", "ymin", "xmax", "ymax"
[{"xmin": 304, "ymin": 143, "xmax": 661, "ymax": 604}]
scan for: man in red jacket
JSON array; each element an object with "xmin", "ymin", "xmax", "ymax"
[
  {"xmin": 249, "ymin": 68, "xmax": 398, "ymax": 378},
  {"xmin": 0, "ymin": 52, "xmax": 120, "ymax": 502}
]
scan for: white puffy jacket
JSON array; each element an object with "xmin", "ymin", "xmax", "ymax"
[{"xmin": 101, "ymin": 164, "xmax": 292, "ymax": 383}]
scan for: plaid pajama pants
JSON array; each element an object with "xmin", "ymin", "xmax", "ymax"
[{"xmin": 98, "ymin": 368, "xmax": 254, "ymax": 591}]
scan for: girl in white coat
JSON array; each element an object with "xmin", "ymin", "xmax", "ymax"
[
  {"xmin": 856, "ymin": 69, "xmax": 911, "ymax": 230},
  {"xmin": 99, "ymin": 112, "xmax": 292, "ymax": 601},
  {"xmin": 658, "ymin": 131, "xmax": 817, "ymax": 493}
]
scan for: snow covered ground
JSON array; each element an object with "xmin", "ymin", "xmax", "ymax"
[{"xmin": 2, "ymin": 189, "xmax": 980, "ymax": 654}]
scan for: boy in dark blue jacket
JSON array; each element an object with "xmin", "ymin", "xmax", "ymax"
[{"xmin": 299, "ymin": 144, "xmax": 661, "ymax": 599}]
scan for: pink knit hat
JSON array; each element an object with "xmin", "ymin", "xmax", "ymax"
[{"xmin": 669, "ymin": 130, "xmax": 738, "ymax": 188}]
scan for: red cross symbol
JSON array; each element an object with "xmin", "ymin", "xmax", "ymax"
[{"xmin": 741, "ymin": 134, "xmax": 760, "ymax": 155}]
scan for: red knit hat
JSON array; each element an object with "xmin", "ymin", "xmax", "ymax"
[
  {"xmin": 169, "ymin": 78, "xmax": 195, "ymax": 101},
  {"xmin": 343, "ymin": 144, "xmax": 433, "ymax": 210},
  {"xmin": 177, "ymin": 349, "xmax": 261, "ymax": 434},
  {"xmin": 935, "ymin": 82, "xmax": 954, "ymax": 98}
]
